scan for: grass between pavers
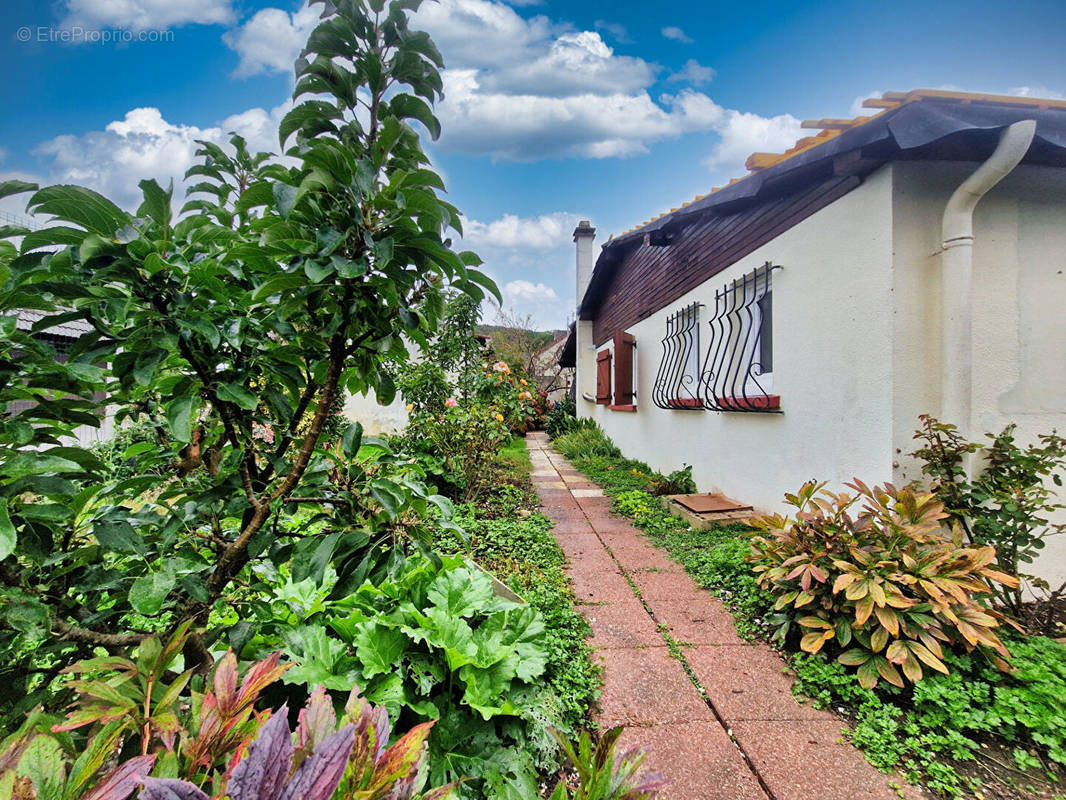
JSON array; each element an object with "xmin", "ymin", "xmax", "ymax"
[
  {"xmin": 551, "ymin": 426, "xmax": 1066, "ymax": 800},
  {"xmin": 442, "ymin": 436, "xmax": 601, "ymax": 737}
]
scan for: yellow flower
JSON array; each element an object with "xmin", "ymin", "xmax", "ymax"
[
  {"xmin": 406, "ymin": 403, "xmax": 414, "ymax": 411},
  {"xmin": 495, "ymin": 413, "xmax": 504, "ymax": 422},
  {"xmin": 520, "ymin": 379, "xmax": 528, "ymax": 386}
]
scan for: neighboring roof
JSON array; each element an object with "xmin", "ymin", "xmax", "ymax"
[
  {"xmin": 558, "ymin": 323, "xmax": 576, "ymax": 369},
  {"xmin": 581, "ymin": 89, "xmax": 1066, "ymax": 319},
  {"xmin": 14, "ymin": 309, "xmax": 93, "ymax": 339}
]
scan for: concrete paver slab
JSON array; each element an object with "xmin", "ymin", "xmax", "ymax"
[
  {"xmin": 731, "ymin": 720, "xmax": 922, "ymax": 800},
  {"xmin": 585, "ymin": 602, "xmax": 665, "ymax": 649},
  {"xmin": 592, "ymin": 647, "xmax": 716, "ymax": 727},
  {"xmin": 649, "ymin": 600, "xmax": 754, "ymax": 647},
  {"xmin": 619, "ymin": 723, "xmax": 769, "ymax": 800},
  {"xmin": 685, "ymin": 646, "xmax": 828, "ymax": 722}
]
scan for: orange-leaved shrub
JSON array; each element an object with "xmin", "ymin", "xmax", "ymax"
[{"xmin": 748, "ymin": 480, "xmax": 1019, "ymax": 688}]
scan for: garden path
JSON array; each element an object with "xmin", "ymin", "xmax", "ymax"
[{"xmin": 525, "ymin": 432, "xmax": 921, "ymax": 800}]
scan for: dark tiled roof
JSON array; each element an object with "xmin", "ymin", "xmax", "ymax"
[
  {"xmin": 13, "ymin": 309, "xmax": 93, "ymax": 339},
  {"xmin": 582, "ymin": 89, "xmax": 1066, "ymax": 319}
]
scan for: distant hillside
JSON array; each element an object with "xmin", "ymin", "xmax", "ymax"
[{"xmin": 477, "ymin": 325, "xmax": 564, "ymax": 351}]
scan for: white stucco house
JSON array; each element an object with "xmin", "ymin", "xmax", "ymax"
[{"xmin": 563, "ymin": 89, "xmax": 1066, "ymax": 586}]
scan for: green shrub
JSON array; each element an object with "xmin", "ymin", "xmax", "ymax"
[
  {"xmin": 549, "ymin": 727, "xmax": 665, "ymax": 799},
  {"xmin": 554, "ymin": 427, "xmax": 622, "ymax": 460},
  {"xmin": 912, "ymin": 414, "xmax": 1066, "ymax": 612},
  {"xmin": 450, "ymin": 502, "xmax": 598, "ymax": 738},
  {"xmin": 544, "ymin": 397, "xmax": 576, "ymax": 438},
  {"xmin": 750, "ymin": 480, "xmax": 1018, "ymax": 688},
  {"xmin": 242, "ymin": 553, "xmax": 559, "ymax": 798},
  {"xmin": 646, "ymin": 464, "xmax": 696, "ymax": 496},
  {"xmin": 0, "ymin": 0, "xmax": 497, "ymax": 727}
]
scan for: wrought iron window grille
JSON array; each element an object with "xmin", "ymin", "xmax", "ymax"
[
  {"xmin": 653, "ymin": 302, "xmax": 703, "ymax": 410},
  {"xmin": 698, "ymin": 262, "xmax": 781, "ymax": 413}
]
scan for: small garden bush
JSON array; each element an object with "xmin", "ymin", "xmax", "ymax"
[
  {"xmin": 544, "ymin": 397, "xmax": 576, "ymax": 439},
  {"xmin": 749, "ymin": 480, "xmax": 1018, "ymax": 688},
  {"xmin": 552, "ymin": 419, "xmax": 1066, "ymax": 797},
  {"xmin": 912, "ymin": 414, "xmax": 1066, "ymax": 614}
]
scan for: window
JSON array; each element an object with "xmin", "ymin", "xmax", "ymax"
[
  {"xmin": 653, "ymin": 302, "xmax": 702, "ymax": 409},
  {"xmin": 698, "ymin": 262, "xmax": 781, "ymax": 412},
  {"xmin": 611, "ymin": 331, "xmax": 636, "ymax": 409},
  {"xmin": 595, "ymin": 349, "xmax": 611, "ymax": 404}
]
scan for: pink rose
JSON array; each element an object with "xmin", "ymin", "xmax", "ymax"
[{"xmin": 445, "ymin": 397, "xmax": 458, "ymax": 407}]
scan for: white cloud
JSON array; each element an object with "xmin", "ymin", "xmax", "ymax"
[
  {"xmin": 849, "ymin": 91, "xmax": 883, "ymax": 117},
  {"xmin": 667, "ymin": 58, "xmax": 714, "ymax": 86},
  {"xmin": 498, "ymin": 280, "xmax": 564, "ymax": 328},
  {"xmin": 594, "ymin": 19, "xmax": 631, "ymax": 44},
  {"xmin": 460, "ymin": 212, "xmax": 582, "ymax": 328},
  {"xmin": 220, "ymin": 0, "xmax": 797, "ymax": 174},
  {"xmin": 661, "ymin": 26, "xmax": 693, "ymax": 44},
  {"xmin": 60, "ymin": 0, "xmax": 234, "ymax": 31},
  {"xmin": 33, "ymin": 104, "xmax": 290, "ymax": 211},
  {"xmin": 465, "ymin": 212, "xmax": 580, "ymax": 250},
  {"xmin": 222, "ymin": 5, "xmax": 319, "ymax": 77},
  {"xmin": 477, "ymin": 31, "xmax": 657, "ymax": 97},
  {"xmin": 701, "ymin": 109, "xmax": 804, "ymax": 171},
  {"xmin": 1009, "ymin": 85, "xmax": 1066, "ymax": 100}
]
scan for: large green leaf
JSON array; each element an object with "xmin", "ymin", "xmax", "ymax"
[
  {"xmin": 129, "ymin": 570, "xmax": 176, "ymax": 616},
  {"xmin": 93, "ymin": 519, "xmax": 144, "ymax": 554},
  {"xmin": 28, "ymin": 185, "xmax": 127, "ymax": 235},
  {"xmin": 427, "ymin": 567, "xmax": 494, "ymax": 619},
  {"xmin": 354, "ymin": 622, "xmax": 408, "ymax": 679},
  {"xmin": 216, "ymin": 382, "xmax": 258, "ymax": 410},
  {"xmin": 0, "ymin": 179, "xmax": 38, "ymax": 201},
  {"xmin": 165, "ymin": 395, "xmax": 195, "ymax": 443},
  {"xmin": 137, "ymin": 178, "xmax": 173, "ymax": 228},
  {"xmin": 389, "ymin": 94, "xmax": 441, "ymax": 140},
  {"xmin": 17, "ymin": 734, "xmax": 66, "ymax": 800},
  {"xmin": 0, "ymin": 500, "xmax": 15, "ymax": 560},
  {"xmin": 2, "ymin": 453, "xmax": 84, "ymax": 479}
]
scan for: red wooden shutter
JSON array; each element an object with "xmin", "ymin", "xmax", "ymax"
[
  {"xmin": 595, "ymin": 349, "xmax": 612, "ymax": 404},
  {"xmin": 613, "ymin": 331, "xmax": 635, "ymax": 406}
]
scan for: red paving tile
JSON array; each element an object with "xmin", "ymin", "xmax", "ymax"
[
  {"xmin": 685, "ymin": 646, "xmax": 828, "ymax": 722},
  {"xmin": 568, "ymin": 564, "xmax": 635, "ymax": 605},
  {"xmin": 555, "ymin": 533, "xmax": 607, "ymax": 560},
  {"xmin": 619, "ymin": 723, "xmax": 769, "ymax": 800},
  {"xmin": 526, "ymin": 436, "xmax": 917, "ymax": 800},
  {"xmin": 610, "ymin": 544, "xmax": 686, "ymax": 573},
  {"xmin": 575, "ymin": 495, "xmax": 615, "ymax": 513},
  {"xmin": 592, "ymin": 647, "xmax": 716, "ymax": 728},
  {"xmin": 585, "ymin": 601, "xmax": 664, "ymax": 649},
  {"xmin": 649, "ymin": 600, "xmax": 753, "ymax": 647},
  {"xmin": 551, "ymin": 519, "xmax": 596, "ymax": 536},
  {"xmin": 630, "ymin": 569, "xmax": 710, "ymax": 603},
  {"xmin": 731, "ymin": 720, "xmax": 922, "ymax": 800}
]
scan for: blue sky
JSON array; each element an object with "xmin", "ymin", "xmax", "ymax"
[{"xmin": 3, "ymin": 0, "xmax": 1066, "ymax": 328}]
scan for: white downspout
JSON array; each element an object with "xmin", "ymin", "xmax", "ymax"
[{"xmin": 939, "ymin": 120, "xmax": 1036, "ymax": 441}]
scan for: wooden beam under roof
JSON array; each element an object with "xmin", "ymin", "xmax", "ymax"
[{"xmin": 801, "ymin": 117, "xmax": 866, "ymax": 130}]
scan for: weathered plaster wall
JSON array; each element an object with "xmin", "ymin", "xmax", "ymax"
[
  {"xmin": 891, "ymin": 161, "xmax": 1066, "ymax": 586},
  {"xmin": 577, "ymin": 165, "xmax": 897, "ymax": 516}
]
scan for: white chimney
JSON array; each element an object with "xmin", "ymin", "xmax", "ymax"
[{"xmin": 573, "ymin": 220, "xmax": 596, "ymax": 309}]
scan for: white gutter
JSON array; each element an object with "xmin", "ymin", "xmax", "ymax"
[{"xmin": 939, "ymin": 119, "xmax": 1036, "ymax": 440}]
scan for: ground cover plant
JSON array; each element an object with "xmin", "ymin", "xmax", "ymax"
[
  {"xmin": 0, "ymin": 2, "xmax": 617, "ymax": 798},
  {"xmin": 550, "ymin": 421, "xmax": 1066, "ymax": 799}
]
